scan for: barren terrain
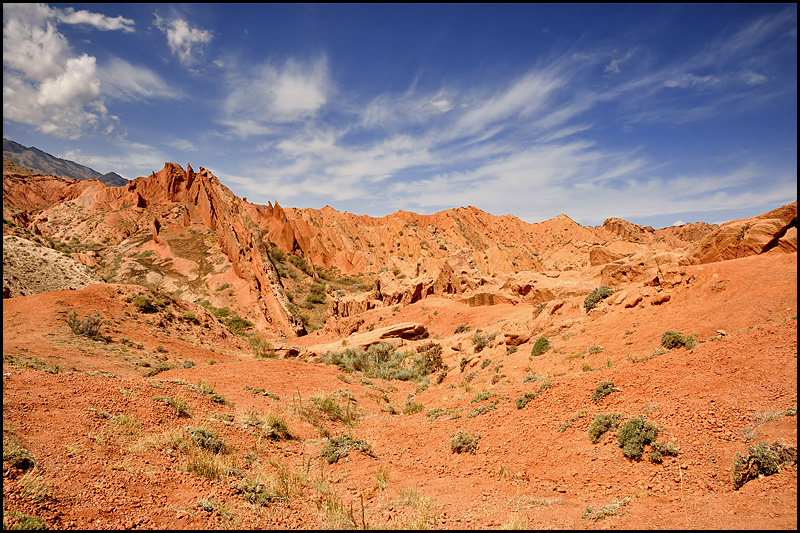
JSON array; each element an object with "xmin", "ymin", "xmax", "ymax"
[{"xmin": 3, "ymin": 163, "xmax": 797, "ymax": 529}]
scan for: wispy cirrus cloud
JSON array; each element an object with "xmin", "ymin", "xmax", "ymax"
[
  {"xmin": 53, "ymin": 5, "xmax": 134, "ymax": 32},
  {"xmin": 98, "ymin": 57, "xmax": 183, "ymax": 101},
  {"xmin": 226, "ymin": 8, "xmax": 794, "ymax": 226},
  {"xmin": 218, "ymin": 56, "xmax": 332, "ymax": 136}
]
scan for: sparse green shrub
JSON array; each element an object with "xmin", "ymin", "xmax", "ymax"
[
  {"xmin": 530, "ymin": 336, "xmax": 550, "ymax": 357},
  {"xmin": 617, "ymin": 416, "xmax": 659, "ymax": 459},
  {"xmin": 155, "ymin": 396, "xmax": 192, "ymax": 418},
  {"xmin": 321, "ymin": 434, "xmax": 374, "ymax": 464},
  {"xmin": 188, "ymin": 426, "xmax": 224, "ymax": 454},
  {"xmin": 582, "ymin": 496, "xmax": 630, "ymax": 521},
  {"xmin": 515, "ymin": 379, "xmax": 553, "ymax": 409},
  {"xmin": 584, "ymin": 286, "xmax": 613, "ymax": 311},
  {"xmin": 416, "ymin": 342, "xmax": 444, "ymax": 374},
  {"xmin": 296, "ymin": 391, "xmax": 359, "ymax": 427},
  {"xmin": 450, "ymin": 431, "xmax": 481, "ymax": 454},
  {"xmin": 323, "ymin": 342, "xmax": 434, "ymax": 382},
  {"xmin": 467, "ymin": 403, "xmax": 497, "ymax": 418},
  {"xmin": 648, "ymin": 441, "xmax": 679, "ymax": 463},
  {"xmin": 471, "ymin": 330, "xmax": 490, "ymax": 352},
  {"xmin": 233, "ymin": 477, "xmax": 281, "ymax": 506},
  {"xmin": 143, "ymin": 363, "xmax": 173, "ymax": 377},
  {"xmin": 588, "ymin": 345, "xmax": 604, "ymax": 354},
  {"xmin": 454, "ymin": 324, "xmax": 471, "ymax": 334},
  {"xmin": 225, "ymin": 315, "xmax": 253, "ymax": 336},
  {"xmin": 660, "ymin": 330, "xmax": 686, "ymax": 349},
  {"xmin": 591, "ymin": 380, "xmax": 617, "ymax": 403},
  {"xmin": 732, "ymin": 441, "xmax": 798, "ymax": 490},
  {"xmin": 515, "ymin": 392, "xmax": 538, "ymax": 409},
  {"xmin": 250, "ymin": 336, "xmax": 277, "ymax": 359},
  {"xmin": 403, "ymin": 402, "xmax": 425, "ymax": 415},
  {"xmin": 305, "ymin": 283, "xmax": 327, "ymax": 305},
  {"xmin": 3, "ymin": 442, "xmax": 36, "ymax": 471},
  {"xmin": 265, "ymin": 414, "xmax": 293, "ymax": 440},
  {"xmin": 128, "ymin": 293, "xmax": 166, "ymax": 313},
  {"xmin": 471, "ymin": 391, "xmax": 493, "ymax": 403},
  {"xmin": 65, "ymin": 309, "xmax": 104, "ymax": 340},
  {"xmin": 588, "ymin": 413, "xmax": 622, "ymax": 443},
  {"xmin": 3, "ymin": 510, "xmax": 48, "ymax": 530}
]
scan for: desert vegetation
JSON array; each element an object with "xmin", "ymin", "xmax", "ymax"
[{"xmin": 2, "ymin": 161, "xmax": 796, "ymax": 529}]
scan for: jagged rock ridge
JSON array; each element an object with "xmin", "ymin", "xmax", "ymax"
[{"xmin": 2, "ymin": 163, "xmax": 796, "ymax": 340}]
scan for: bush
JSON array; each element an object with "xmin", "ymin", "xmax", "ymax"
[
  {"xmin": 321, "ymin": 434, "xmax": 374, "ymax": 464},
  {"xmin": 471, "ymin": 330, "xmax": 494, "ymax": 352},
  {"xmin": 265, "ymin": 414, "xmax": 293, "ymax": 440},
  {"xmin": 588, "ymin": 413, "xmax": 622, "ymax": 443},
  {"xmin": 591, "ymin": 380, "xmax": 616, "ymax": 403},
  {"xmin": 403, "ymin": 402, "xmax": 425, "ymax": 415},
  {"xmin": 530, "ymin": 336, "xmax": 551, "ymax": 357},
  {"xmin": 3, "ymin": 511, "xmax": 47, "ymax": 530},
  {"xmin": 450, "ymin": 431, "xmax": 481, "ymax": 454},
  {"xmin": 305, "ymin": 283, "xmax": 327, "ymax": 305},
  {"xmin": 582, "ymin": 497, "xmax": 630, "ymax": 521},
  {"xmin": 515, "ymin": 380, "xmax": 552, "ymax": 409},
  {"xmin": 225, "ymin": 315, "xmax": 253, "ymax": 336},
  {"xmin": 233, "ymin": 477, "xmax": 281, "ymax": 506},
  {"xmin": 3, "ymin": 444, "xmax": 36, "ymax": 471},
  {"xmin": 584, "ymin": 286, "xmax": 613, "ymax": 311},
  {"xmin": 155, "ymin": 396, "xmax": 192, "ymax": 418},
  {"xmin": 648, "ymin": 441, "xmax": 679, "ymax": 463},
  {"xmin": 250, "ymin": 336, "xmax": 277, "ymax": 359},
  {"xmin": 323, "ymin": 342, "xmax": 434, "ymax": 382},
  {"xmin": 732, "ymin": 441, "xmax": 797, "ymax": 489},
  {"xmin": 416, "ymin": 342, "xmax": 444, "ymax": 374},
  {"xmin": 617, "ymin": 416, "xmax": 659, "ymax": 459},
  {"xmin": 660, "ymin": 330, "xmax": 686, "ymax": 349},
  {"xmin": 188, "ymin": 426, "xmax": 224, "ymax": 454},
  {"xmin": 129, "ymin": 293, "xmax": 167, "ymax": 313},
  {"xmin": 65, "ymin": 310, "xmax": 104, "ymax": 340},
  {"xmin": 467, "ymin": 403, "xmax": 496, "ymax": 418}
]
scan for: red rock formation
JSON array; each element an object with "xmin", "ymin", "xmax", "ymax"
[{"xmin": 683, "ymin": 202, "xmax": 797, "ymax": 264}]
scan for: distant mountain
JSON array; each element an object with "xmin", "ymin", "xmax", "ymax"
[{"xmin": 2, "ymin": 138, "xmax": 128, "ymax": 186}]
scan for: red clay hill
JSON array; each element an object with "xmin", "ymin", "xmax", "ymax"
[{"xmin": 3, "ymin": 162, "xmax": 797, "ymax": 529}]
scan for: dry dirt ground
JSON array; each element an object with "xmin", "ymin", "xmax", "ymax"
[{"xmin": 3, "ymin": 251, "xmax": 797, "ymax": 529}]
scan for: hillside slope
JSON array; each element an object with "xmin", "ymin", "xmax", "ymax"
[{"xmin": 2, "ymin": 161, "xmax": 797, "ymax": 530}]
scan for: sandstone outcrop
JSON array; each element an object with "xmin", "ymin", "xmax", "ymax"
[
  {"xmin": 4, "ymin": 165, "xmax": 796, "ymax": 343},
  {"xmin": 683, "ymin": 201, "xmax": 797, "ymax": 265}
]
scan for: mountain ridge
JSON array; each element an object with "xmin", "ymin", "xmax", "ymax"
[
  {"xmin": 2, "ymin": 161, "xmax": 795, "ymax": 339},
  {"xmin": 3, "ymin": 138, "xmax": 128, "ymax": 186}
]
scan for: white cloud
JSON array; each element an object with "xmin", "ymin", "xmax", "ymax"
[
  {"xmin": 219, "ymin": 57, "xmax": 331, "ymax": 133},
  {"xmin": 604, "ymin": 49, "xmax": 635, "ymax": 75},
  {"xmin": 154, "ymin": 15, "xmax": 213, "ymax": 67},
  {"xmin": 663, "ymin": 73, "xmax": 721, "ymax": 89},
  {"xmin": 166, "ymin": 138, "xmax": 198, "ymax": 152},
  {"xmin": 98, "ymin": 58, "xmax": 182, "ymax": 101},
  {"xmin": 63, "ymin": 141, "xmax": 173, "ymax": 179},
  {"xmin": 53, "ymin": 6, "xmax": 135, "ymax": 32},
  {"xmin": 3, "ymin": 4, "xmax": 181, "ymax": 139},
  {"xmin": 3, "ymin": 3, "xmax": 72, "ymax": 82},
  {"xmin": 454, "ymin": 71, "xmax": 564, "ymax": 135},
  {"xmin": 740, "ymin": 70, "xmax": 768, "ymax": 85}
]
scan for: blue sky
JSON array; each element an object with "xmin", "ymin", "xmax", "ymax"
[{"xmin": 3, "ymin": 3, "xmax": 797, "ymax": 228}]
